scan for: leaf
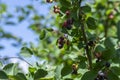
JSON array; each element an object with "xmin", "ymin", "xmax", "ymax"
[
  {"xmin": 5, "ymin": 21, "xmax": 16, "ymax": 25},
  {"xmin": 15, "ymin": 73, "xmax": 27, "ymax": 80},
  {"xmin": 54, "ymin": 64, "xmax": 64, "ymax": 80},
  {"xmin": 86, "ymin": 17, "xmax": 97, "ymax": 29},
  {"xmin": 61, "ymin": 64, "xmax": 72, "ymax": 77},
  {"xmin": 0, "ymin": 70, "xmax": 8, "ymax": 79},
  {"xmin": 81, "ymin": 5, "xmax": 91, "ymax": 13},
  {"xmin": 107, "ymin": 70, "xmax": 120, "ymax": 80},
  {"xmin": 59, "ymin": 0, "xmax": 71, "ymax": 8},
  {"xmin": 104, "ymin": 37, "xmax": 115, "ymax": 49},
  {"xmin": 79, "ymin": 61, "xmax": 86, "ymax": 69},
  {"xmin": 117, "ymin": 20, "xmax": 120, "ymax": 40},
  {"xmin": 81, "ymin": 71, "xmax": 97, "ymax": 80},
  {"xmin": 34, "ymin": 69, "xmax": 48, "ymax": 80},
  {"xmin": 18, "ymin": 16, "xmax": 24, "ymax": 22},
  {"xmin": 111, "ymin": 67, "xmax": 120, "ymax": 76},
  {"xmin": 95, "ymin": 44, "xmax": 105, "ymax": 52},
  {"xmin": 3, "ymin": 63, "xmax": 14, "ymax": 75},
  {"xmin": 39, "ymin": 29, "xmax": 46, "ymax": 40},
  {"xmin": 29, "ymin": 67, "xmax": 37, "ymax": 76},
  {"xmin": 20, "ymin": 47, "xmax": 33, "ymax": 57},
  {"xmin": 112, "ymin": 49, "xmax": 120, "ymax": 63}
]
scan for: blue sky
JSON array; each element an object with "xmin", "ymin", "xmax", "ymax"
[{"xmin": 0, "ymin": 0, "xmax": 50, "ymax": 57}]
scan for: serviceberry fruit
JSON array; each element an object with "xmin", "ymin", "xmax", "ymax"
[
  {"xmin": 72, "ymin": 64, "xmax": 78, "ymax": 75},
  {"xmin": 65, "ymin": 10, "xmax": 70, "ymax": 16},
  {"xmin": 46, "ymin": 0, "xmax": 53, "ymax": 3},
  {"xmin": 105, "ymin": 62, "xmax": 110, "ymax": 68}
]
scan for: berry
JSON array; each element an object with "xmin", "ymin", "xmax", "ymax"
[
  {"xmin": 72, "ymin": 64, "xmax": 78, "ymax": 75},
  {"xmin": 57, "ymin": 37, "xmax": 65, "ymax": 49},
  {"xmin": 108, "ymin": 12, "xmax": 114, "ymax": 19},
  {"xmin": 87, "ymin": 41, "xmax": 95, "ymax": 46},
  {"xmin": 63, "ymin": 21, "xmax": 67, "ymax": 27},
  {"xmin": 67, "ymin": 18, "xmax": 73, "ymax": 24},
  {"xmin": 58, "ymin": 44, "xmax": 63, "ymax": 49},
  {"xmin": 53, "ymin": 5, "xmax": 58, "ymax": 9},
  {"xmin": 54, "ymin": 8, "xmax": 60, "ymax": 14},
  {"xmin": 65, "ymin": 10, "xmax": 70, "ymax": 16},
  {"xmin": 46, "ymin": 0, "xmax": 53, "ymax": 3},
  {"xmin": 66, "ymin": 25, "xmax": 72, "ymax": 30},
  {"xmin": 105, "ymin": 62, "xmax": 110, "ymax": 68}
]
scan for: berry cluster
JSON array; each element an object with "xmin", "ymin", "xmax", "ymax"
[
  {"xmin": 63, "ymin": 18, "xmax": 74, "ymax": 30},
  {"xmin": 57, "ymin": 36, "xmax": 70, "ymax": 49},
  {"xmin": 53, "ymin": 5, "xmax": 60, "ymax": 14},
  {"xmin": 57, "ymin": 36, "xmax": 65, "ymax": 49},
  {"xmin": 94, "ymin": 71, "xmax": 108, "ymax": 80}
]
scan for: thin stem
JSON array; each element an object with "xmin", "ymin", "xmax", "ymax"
[
  {"xmin": 81, "ymin": 23, "xmax": 92, "ymax": 70},
  {"xmin": 104, "ymin": 19, "xmax": 108, "ymax": 37},
  {"xmin": 78, "ymin": 0, "xmax": 92, "ymax": 70},
  {"xmin": 2, "ymin": 57, "xmax": 33, "ymax": 66}
]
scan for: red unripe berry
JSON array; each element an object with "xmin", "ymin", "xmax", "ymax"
[
  {"xmin": 63, "ymin": 21, "xmax": 67, "ymax": 27},
  {"xmin": 65, "ymin": 10, "xmax": 70, "ymax": 16}
]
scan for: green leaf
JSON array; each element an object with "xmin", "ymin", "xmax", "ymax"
[
  {"xmin": 61, "ymin": 64, "xmax": 72, "ymax": 77},
  {"xmin": 54, "ymin": 64, "xmax": 64, "ymax": 80},
  {"xmin": 79, "ymin": 61, "xmax": 86, "ymax": 69},
  {"xmin": 15, "ymin": 73, "xmax": 27, "ymax": 80},
  {"xmin": 104, "ymin": 37, "xmax": 115, "ymax": 49},
  {"xmin": 95, "ymin": 44, "xmax": 105, "ymax": 52},
  {"xmin": 59, "ymin": 0, "xmax": 71, "ymax": 8},
  {"xmin": 0, "ymin": 70, "xmax": 8, "ymax": 79},
  {"xmin": 29, "ymin": 67, "xmax": 37, "ymax": 76},
  {"xmin": 111, "ymin": 67, "xmax": 120, "ymax": 76},
  {"xmin": 112, "ymin": 49, "xmax": 120, "ymax": 63},
  {"xmin": 39, "ymin": 29, "xmax": 46, "ymax": 40},
  {"xmin": 81, "ymin": 5, "xmax": 91, "ymax": 13},
  {"xmin": 81, "ymin": 71, "xmax": 97, "ymax": 80},
  {"xmin": 102, "ymin": 48, "xmax": 116, "ymax": 60},
  {"xmin": 117, "ymin": 20, "xmax": 120, "ymax": 40},
  {"xmin": 18, "ymin": 16, "xmax": 24, "ymax": 22},
  {"xmin": 34, "ymin": 69, "xmax": 48, "ymax": 80},
  {"xmin": 3, "ymin": 63, "xmax": 14, "ymax": 75},
  {"xmin": 20, "ymin": 47, "xmax": 33, "ymax": 57},
  {"xmin": 107, "ymin": 70, "xmax": 120, "ymax": 80},
  {"xmin": 86, "ymin": 17, "xmax": 97, "ymax": 29}
]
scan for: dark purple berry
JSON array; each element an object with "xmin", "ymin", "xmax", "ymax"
[
  {"xmin": 87, "ymin": 41, "xmax": 95, "ymax": 46},
  {"xmin": 67, "ymin": 18, "xmax": 73, "ymax": 24},
  {"xmin": 105, "ymin": 62, "xmax": 110, "ymax": 68},
  {"xmin": 58, "ymin": 44, "xmax": 63, "ymax": 49},
  {"xmin": 66, "ymin": 25, "xmax": 72, "ymax": 30}
]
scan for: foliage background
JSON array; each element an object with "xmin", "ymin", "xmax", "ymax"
[{"xmin": 0, "ymin": 0, "xmax": 120, "ymax": 80}]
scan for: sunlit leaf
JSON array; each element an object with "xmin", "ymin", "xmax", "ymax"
[{"xmin": 20, "ymin": 47, "xmax": 33, "ymax": 57}]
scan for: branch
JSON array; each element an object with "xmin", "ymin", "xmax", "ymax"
[
  {"xmin": 1, "ymin": 57, "xmax": 33, "ymax": 66},
  {"xmin": 78, "ymin": 0, "xmax": 92, "ymax": 70}
]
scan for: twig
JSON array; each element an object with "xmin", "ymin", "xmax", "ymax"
[
  {"xmin": 2, "ymin": 57, "xmax": 33, "ymax": 66},
  {"xmin": 78, "ymin": 0, "xmax": 92, "ymax": 70}
]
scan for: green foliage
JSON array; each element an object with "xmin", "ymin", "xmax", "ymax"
[{"xmin": 0, "ymin": 0, "xmax": 120, "ymax": 80}]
